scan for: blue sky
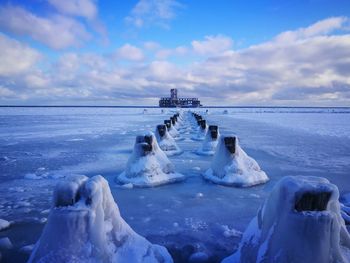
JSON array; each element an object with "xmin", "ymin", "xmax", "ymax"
[{"xmin": 0, "ymin": 0, "xmax": 350, "ymax": 106}]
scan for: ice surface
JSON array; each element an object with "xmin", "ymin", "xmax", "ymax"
[
  {"xmin": 116, "ymin": 132, "xmax": 185, "ymax": 187},
  {"xmin": 223, "ymin": 176, "xmax": 350, "ymax": 263},
  {"xmin": 28, "ymin": 175, "xmax": 173, "ymax": 263},
  {"xmin": 203, "ymin": 136, "xmax": 269, "ymax": 187},
  {"xmin": 0, "ymin": 107, "xmax": 350, "ymax": 263}
]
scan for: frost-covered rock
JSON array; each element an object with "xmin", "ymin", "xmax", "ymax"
[
  {"xmin": 192, "ymin": 120, "xmax": 208, "ymax": 141},
  {"xmin": 117, "ymin": 132, "xmax": 185, "ymax": 187},
  {"xmin": 223, "ymin": 176, "xmax": 350, "ymax": 263},
  {"xmin": 28, "ymin": 175, "xmax": 173, "ymax": 263},
  {"xmin": 171, "ymin": 114, "xmax": 182, "ymax": 129},
  {"xmin": 196, "ymin": 125, "xmax": 220, "ymax": 156},
  {"xmin": 164, "ymin": 120, "xmax": 180, "ymax": 139},
  {"xmin": 203, "ymin": 136, "xmax": 269, "ymax": 187},
  {"xmin": 0, "ymin": 218, "xmax": 10, "ymax": 231},
  {"xmin": 155, "ymin": 124, "xmax": 182, "ymax": 156}
]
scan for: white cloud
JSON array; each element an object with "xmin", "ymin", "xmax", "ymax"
[
  {"xmin": 191, "ymin": 35, "xmax": 233, "ymax": 56},
  {"xmin": 155, "ymin": 45, "xmax": 188, "ymax": 59},
  {"xmin": 0, "ymin": 5, "xmax": 91, "ymax": 49},
  {"xmin": 48, "ymin": 0, "xmax": 97, "ymax": 20},
  {"xmin": 1, "ymin": 17, "xmax": 350, "ymax": 106},
  {"xmin": 125, "ymin": 0, "xmax": 183, "ymax": 28},
  {"xmin": 0, "ymin": 33, "xmax": 41, "ymax": 77},
  {"xmin": 0, "ymin": 86, "xmax": 16, "ymax": 97},
  {"xmin": 144, "ymin": 41, "xmax": 161, "ymax": 50},
  {"xmin": 275, "ymin": 16, "xmax": 348, "ymax": 42},
  {"xmin": 115, "ymin": 44, "xmax": 144, "ymax": 61}
]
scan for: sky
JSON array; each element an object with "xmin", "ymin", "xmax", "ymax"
[{"xmin": 0, "ymin": 0, "xmax": 350, "ymax": 106}]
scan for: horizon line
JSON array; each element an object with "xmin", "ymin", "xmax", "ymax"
[{"xmin": 0, "ymin": 105, "xmax": 350, "ymax": 109}]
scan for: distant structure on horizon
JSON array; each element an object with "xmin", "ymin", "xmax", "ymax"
[{"xmin": 159, "ymin": 89, "xmax": 201, "ymax": 108}]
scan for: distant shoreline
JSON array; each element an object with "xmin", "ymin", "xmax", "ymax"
[{"xmin": 0, "ymin": 105, "xmax": 349, "ymax": 109}]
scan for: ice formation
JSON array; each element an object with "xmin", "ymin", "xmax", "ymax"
[
  {"xmin": 192, "ymin": 119, "xmax": 208, "ymax": 141},
  {"xmin": 164, "ymin": 119, "xmax": 180, "ymax": 139},
  {"xmin": 117, "ymin": 132, "xmax": 185, "ymax": 187},
  {"xmin": 203, "ymin": 136, "xmax": 269, "ymax": 187},
  {"xmin": 196, "ymin": 125, "xmax": 220, "ymax": 155},
  {"xmin": 223, "ymin": 176, "xmax": 350, "ymax": 263},
  {"xmin": 28, "ymin": 175, "xmax": 173, "ymax": 263},
  {"xmin": 171, "ymin": 113, "xmax": 183, "ymax": 129},
  {"xmin": 155, "ymin": 124, "xmax": 182, "ymax": 156}
]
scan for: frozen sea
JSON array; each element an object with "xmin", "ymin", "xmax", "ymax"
[{"xmin": 0, "ymin": 106, "xmax": 350, "ymax": 262}]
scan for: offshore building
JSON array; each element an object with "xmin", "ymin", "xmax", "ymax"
[{"xmin": 159, "ymin": 89, "xmax": 201, "ymax": 108}]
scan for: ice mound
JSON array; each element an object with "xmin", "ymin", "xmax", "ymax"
[
  {"xmin": 164, "ymin": 119, "xmax": 180, "ymax": 139},
  {"xmin": 155, "ymin": 124, "xmax": 182, "ymax": 156},
  {"xmin": 223, "ymin": 176, "xmax": 350, "ymax": 263},
  {"xmin": 192, "ymin": 119, "xmax": 208, "ymax": 141},
  {"xmin": 195, "ymin": 125, "xmax": 220, "ymax": 156},
  {"xmin": 172, "ymin": 113, "xmax": 183, "ymax": 129},
  {"xmin": 28, "ymin": 175, "xmax": 173, "ymax": 263},
  {"xmin": 117, "ymin": 132, "xmax": 185, "ymax": 187},
  {"xmin": 203, "ymin": 136, "xmax": 269, "ymax": 187},
  {"xmin": 191, "ymin": 113, "xmax": 203, "ymax": 127}
]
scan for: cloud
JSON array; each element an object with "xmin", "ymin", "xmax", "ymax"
[
  {"xmin": 125, "ymin": 0, "xmax": 183, "ymax": 28},
  {"xmin": 0, "ymin": 5, "xmax": 91, "ymax": 49},
  {"xmin": 0, "ymin": 33, "xmax": 41, "ymax": 77},
  {"xmin": 1, "ymin": 17, "xmax": 350, "ymax": 106},
  {"xmin": 191, "ymin": 35, "xmax": 233, "ymax": 56},
  {"xmin": 144, "ymin": 41, "xmax": 161, "ymax": 50},
  {"xmin": 115, "ymin": 44, "xmax": 145, "ymax": 61},
  {"xmin": 275, "ymin": 16, "xmax": 348, "ymax": 42},
  {"xmin": 48, "ymin": 0, "xmax": 97, "ymax": 20},
  {"xmin": 48, "ymin": 0, "xmax": 108, "ymax": 43},
  {"xmin": 155, "ymin": 45, "xmax": 188, "ymax": 59}
]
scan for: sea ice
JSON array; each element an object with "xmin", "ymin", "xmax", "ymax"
[
  {"xmin": 203, "ymin": 136, "xmax": 269, "ymax": 187},
  {"xmin": 28, "ymin": 175, "xmax": 173, "ymax": 263},
  {"xmin": 223, "ymin": 176, "xmax": 350, "ymax": 263},
  {"xmin": 116, "ymin": 132, "xmax": 185, "ymax": 187}
]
